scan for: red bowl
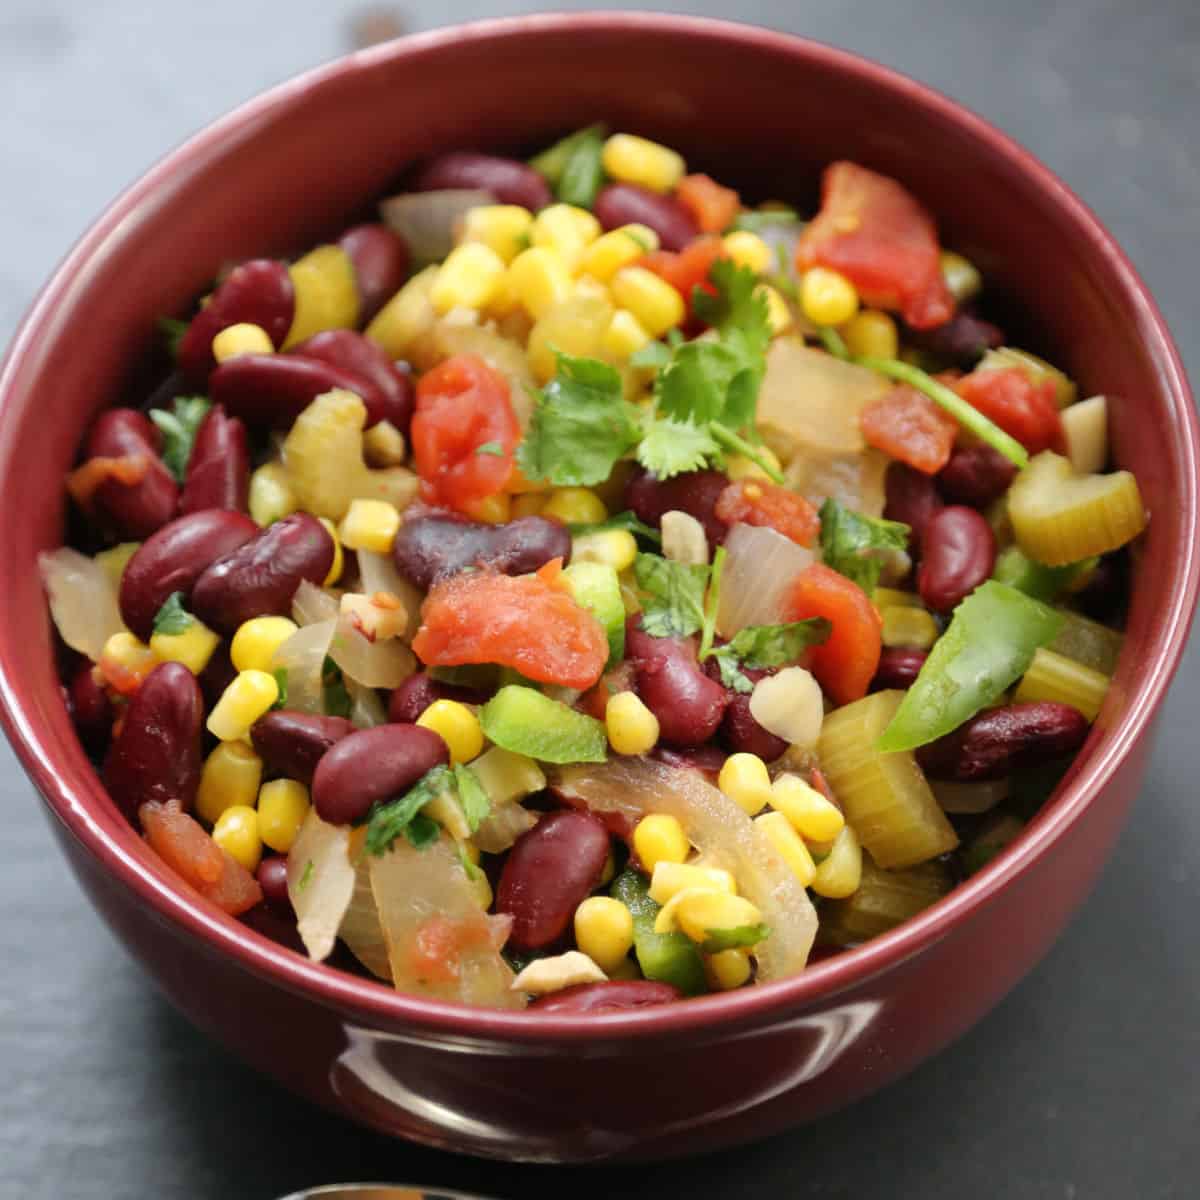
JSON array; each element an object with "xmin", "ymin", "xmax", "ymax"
[{"xmin": 0, "ymin": 14, "xmax": 1196, "ymax": 1164}]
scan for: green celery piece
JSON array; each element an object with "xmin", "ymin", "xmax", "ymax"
[
  {"xmin": 611, "ymin": 870, "xmax": 707, "ymax": 996},
  {"xmin": 529, "ymin": 123, "xmax": 607, "ymax": 184},
  {"xmin": 556, "ymin": 127, "xmax": 606, "ymax": 208},
  {"xmin": 992, "ymin": 545, "xmax": 1096, "ymax": 603},
  {"xmin": 479, "ymin": 686, "xmax": 607, "ymax": 764}
]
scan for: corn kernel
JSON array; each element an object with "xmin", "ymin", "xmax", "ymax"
[
  {"xmin": 257, "ymin": 779, "xmax": 311, "ymax": 854},
  {"xmin": 340, "ymin": 591, "xmax": 408, "ymax": 642},
  {"xmin": 718, "ymin": 753, "xmax": 773, "ymax": 816},
  {"xmin": 573, "ymin": 274, "xmax": 610, "ymax": 303},
  {"xmin": 362, "ymin": 419, "xmax": 407, "ymax": 468},
  {"xmin": 248, "ymin": 462, "xmax": 297, "ymax": 527},
  {"xmin": 511, "ymin": 492, "xmax": 548, "ymax": 519},
  {"xmin": 506, "ymin": 246, "xmax": 574, "ymax": 318},
  {"xmin": 648, "ymin": 861, "xmax": 736, "ymax": 905},
  {"xmin": 940, "ymin": 249, "xmax": 982, "ymax": 303},
  {"xmin": 881, "ymin": 605, "xmax": 939, "ymax": 650},
  {"xmin": 458, "ymin": 204, "xmax": 535, "ymax": 263},
  {"xmin": 207, "ymin": 670, "xmax": 280, "ymax": 742},
  {"xmin": 756, "ymin": 284, "xmax": 793, "ymax": 336},
  {"xmin": 417, "ymin": 699, "xmax": 484, "ymax": 765},
  {"xmin": 726, "ymin": 444, "xmax": 783, "ymax": 483},
  {"xmin": 338, "ymin": 498, "xmax": 401, "ymax": 554},
  {"xmin": 230, "ymin": 616, "xmax": 298, "ymax": 674},
  {"xmin": 632, "ymin": 813, "xmax": 688, "ymax": 872},
  {"xmin": 465, "ymin": 491, "xmax": 512, "ymax": 525},
  {"xmin": 430, "ymin": 243, "xmax": 507, "ymax": 314},
  {"xmin": 754, "ymin": 810, "xmax": 816, "ymax": 888},
  {"xmin": 721, "ymin": 231, "xmax": 773, "ymax": 275},
  {"xmin": 673, "ymin": 891, "xmax": 764, "ymax": 945},
  {"xmin": 601, "ymin": 308, "xmax": 652, "ymax": 360},
  {"xmin": 601, "ymin": 133, "xmax": 685, "ymax": 194},
  {"xmin": 841, "ymin": 309, "xmax": 899, "ymax": 360},
  {"xmin": 196, "ymin": 741, "xmax": 264, "ymax": 826},
  {"xmin": 610, "ymin": 266, "xmax": 685, "ymax": 338},
  {"xmin": 211, "ymin": 804, "xmax": 262, "ymax": 872},
  {"xmin": 606, "ymin": 692, "xmax": 661, "ymax": 757},
  {"xmin": 94, "ymin": 541, "xmax": 140, "ymax": 587},
  {"xmin": 532, "ymin": 204, "xmax": 601, "ymax": 272},
  {"xmin": 800, "ymin": 266, "xmax": 860, "ymax": 327},
  {"xmin": 97, "ymin": 632, "xmax": 158, "ymax": 695},
  {"xmin": 150, "ymin": 617, "xmax": 220, "ymax": 675},
  {"xmin": 873, "ymin": 587, "xmax": 923, "ymax": 611},
  {"xmin": 579, "ymin": 225, "xmax": 660, "ymax": 281},
  {"xmin": 211, "ymin": 321, "xmax": 274, "ymax": 363},
  {"xmin": 811, "ymin": 824, "xmax": 863, "ymax": 899},
  {"xmin": 770, "ymin": 774, "xmax": 845, "ymax": 843},
  {"xmin": 318, "ymin": 517, "xmax": 344, "ymax": 585},
  {"xmin": 541, "ymin": 487, "xmax": 607, "ymax": 525},
  {"xmin": 573, "ymin": 895, "xmax": 635, "ymax": 972},
  {"xmin": 572, "ymin": 529, "xmax": 638, "ymax": 573},
  {"xmin": 706, "ymin": 948, "xmax": 753, "ymax": 991}
]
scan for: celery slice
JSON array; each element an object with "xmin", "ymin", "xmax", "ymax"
[
  {"xmin": 818, "ymin": 854, "xmax": 953, "ymax": 945},
  {"xmin": 1049, "ymin": 610, "xmax": 1124, "ymax": 675},
  {"xmin": 1013, "ymin": 646, "xmax": 1110, "ymax": 722}
]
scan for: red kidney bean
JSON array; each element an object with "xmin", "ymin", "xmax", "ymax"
[
  {"xmin": 255, "ymin": 855, "xmax": 293, "ymax": 914},
  {"xmin": 102, "ymin": 662, "xmax": 204, "ymax": 821},
  {"xmin": 191, "ymin": 512, "xmax": 334, "ymax": 634},
  {"xmin": 387, "ymin": 673, "xmax": 490, "ymax": 724},
  {"xmin": 412, "ymin": 152, "xmax": 552, "ymax": 211},
  {"xmin": 626, "ymin": 620, "xmax": 729, "ymax": 748},
  {"xmin": 936, "ymin": 444, "xmax": 1017, "ymax": 509},
  {"xmin": 240, "ymin": 901, "xmax": 307, "ymax": 953},
  {"xmin": 68, "ymin": 662, "xmax": 114, "ymax": 753},
  {"xmin": 338, "ymin": 223, "xmax": 409, "ymax": 322},
  {"xmin": 83, "ymin": 409, "xmax": 179, "ymax": 540},
  {"xmin": 625, "ymin": 467, "xmax": 729, "ymax": 547},
  {"xmin": 393, "ymin": 513, "xmax": 571, "ymax": 591},
  {"xmin": 119, "ymin": 509, "xmax": 259, "ymax": 639},
  {"xmin": 496, "ymin": 810, "xmax": 611, "ymax": 951},
  {"xmin": 911, "ymin": 310, "xmax": 1004, "ymax": 366},
  {"xmin": 177, "ymin": 258, "xmax": 295, "ymax": 382},
  {"xmin": 917, "ymin": 702, "xmax": 1090, "ymax": 781},
  {"xmin": 311, "ymin": 723, "xmax": 449, "ymax": 825},
  {"xmin": 884, "ymin": 460, "xmax": 943, "ymax": 554},
  {"xmin": 870, "ymin": 646, "xmax": 929, "ymax": 692},
  {"xmin": 210, "ymin": 353, "xmax": 389, "ymax": 430},
  {"xmin": 652, "ymin": 743, "xmax": 727, "ymax": 781},
  {"xmin": 198, "ymin": 642, "xmax": 237, "ymax": 708},
  {"xmin": 179, "ymin": 405, "xmax": 250, "ymax": 515},
  {"xmin": 717, "ymin": 667, "xmax": 789, "ymax": 761},
  {"xmin": 917, "ymin": 505, "xmax": 997, "ymax": 612},
  {"xmin": 529, "ymin": 980, "xmax": 681, "ymax": 1013},
  {"xmin": 593, "ymin": 183, "xmax": 699, "ymax": 252},
  {"xmin": 250, "ymin": 710, "xmax": 357, "ymax": 786}
]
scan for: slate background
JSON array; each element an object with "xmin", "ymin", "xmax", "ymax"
[{"xmin": 1, "ymin": 2, "xmax": 1197, "ymax": 1197}]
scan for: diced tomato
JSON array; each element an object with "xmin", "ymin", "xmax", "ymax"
[
  {"xmin": 65, "ymin": 454, "xmax": 150, "ymax": 512},
  {"xmin": 715, "ymin": 480, "xmax": 820, "ymax": 546},
  {"xmin": 860, "ymin": 384, "xmax": 959, "ymax": 474},
  {"xmin": 639, "ymin": 235, "xmax": 728, "ymax": 320},
  {"xmin": 413, "ymin": 569, "xmax": 609, "ymax": 690},
  {"xmin": 954, "ymin": 367, "xmax": 1065, "ymax": 455},
  {"xmin": 795, "ymin": 161, "xmax": 955, "ymax": 330},
  {"xmin": 676, "ymin": 174, "xmax": 741, "ymax": 234},
  {"xmin": 412, "ymin": 354, "xmax": 520, "ymax": 517},
  {"xmin": 407, "ymin": 913, "xmax": 500, "ymax": 985},
  {"xmin": 784, "ymin": 563, "xmax": 882, "ymax": 706}
]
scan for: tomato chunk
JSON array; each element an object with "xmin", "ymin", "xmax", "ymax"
[
  {"xmin": 676, "ymin": 174, "xmax": 741, "ymax": 234},
  {"xmin": 784, "ymin": 563, "xmax": 882, "ymax": 706},
  {"xmin": 955, "ymin": 368, "xmax": 1065, "ymax": 455},
  {"xmin": 860, "ymin": 384, "xmax": 959, "ymax": 474},
  {"xmin": 640, "ymin": 235, "xmax": 728, "ymax": 319},
  {"xmin": 413, "ymin": 568, "xmax": 609, "ymax": 689},
  {"xmin": 412, "ymin": 354, "xmax": 520, "ymax": 517},
  {"xmin": 715, "ymin": 480, "xmax": 820, "ymax": 547},
  {"xmin": 795, "ymin": 161, "xmax": 955, "ymax": 330}
]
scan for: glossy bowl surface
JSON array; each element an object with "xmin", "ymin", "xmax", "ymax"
[{"xmin": 0, "ymin": 13, "xmax": 1196, "ymax": 1164}]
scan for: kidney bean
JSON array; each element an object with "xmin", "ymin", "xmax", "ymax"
[
  {"xmin": 250, "ymin": 710, "xmax": 357, "ymax": 786},
  {"xmin": 918, "ymin": 505, "xmax": 997, "ymax": 612},
  {"xmin": 884, "ymin": 461, "xmax": 943, "ymax": 554},
  {"xmin": 102, "ymin": 662, "xmax": 204, "ymax": 821},
  {"xmin": 593, "ymin": 183, "xmax": 699, "ymax": 252},
  {"xmin": 412, "ymin": 152, "xmax": 552, "ymax": 211},
  {"xmin": 240, "ymin": 900, "xmax": 307, "ymax": 953},
  {"xmin": 870, "ymin": 646, "xmax": 929, "ymax": 692},
  {"xmin": 210, "ymin": 353, "xmax": 389, "ymax": 430},
  {"xmin": 119, "ymin": 509, "xmax": 259, "ymax": 639},
  {"xmin": 387, "ymin": 673, "xmax": 490, "ymax": 725},
  {"xmin": 338, "ymin": 223, "xmax": 410, "ymax": 322},
  {"xmin": 198, "ymin": 642, "xmax": 238, "ymax": 708},
  {"xmin": 917, "ymin": 702, "xmax": 1090, "ymax": 781},
  {"xmin": 627, "ymin": 620, "xmax": 729, "ymax": 748},
  {"xmin": 530, "ymin": 980, "xmax": 682, "ymax": 1013},
  {"xmin": 311, "ymin": 723, "xmax": 449, "ymax": 825},
  {"xmin": 718, "ymin": 667, "xmax": 789, "ymax": 761},
  {"xmin": 393, "ymin": 513, "xmax": 571, "ymax": 591},
  {"xmin": 179, "ymin": 405, "xmax": 250, "ymax": 515},
  {"xmin": 911, "ymin": 310, "xmax": 1004, "ymax": 367},
  {"xmin": 496, "ymin": 810, "xmax": 611, "ymax": 951},
  {"xmin": 83, "ymin": 408, "xmax": 179, "ymax": 540},
  {"xmin": 68, "ymin": 662, "xmax": 114, "ymax": 753},
  {"xmin": 937, "ymin": 444, "xmax": 1017, "ymax": 509},
  {"xmin": 652, "ymin": 743, "xmax": 727, "ymax": 781},
  {"xmin": 255, "ymin": 855, "xmax": 293, "ymax": 915},
  {"xmin": 625, "ymin": 467, "xmax": 729, "ymax": 547},
  {"xmin": 191, "ymin": 512, "xmax": 334, "ymax": 634},
  {"xmin": 177, "ymin": 258, "xmax": 295, "ymax": 382}
]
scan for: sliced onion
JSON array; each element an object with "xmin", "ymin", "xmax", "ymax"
[
  {"xmin": 717, "ymin": 523, "xmax": 814, "ymax": 637},
  {"xmin": 379, "ymin": 189, "xmax": 494, "ymax": 265},
  {"xmin": 270, "ymin": 618, "xmax": 335, "ymax": 713},
  {"xmin": 292, "ymin": 579, "xmax": 340, "ymax": 626},
  {"xmin": 287, "ymin": 809, "xmax": 356, "ymax": 962},
  {"xmin": 39, "ymin": 548, "xmax": 127, "ymax": 662},
  {"xmin": 338, "ymin": 844, "xmax": 391, "ymax": 979},
  {"xmin": 357, "ymin": 549, "xmax": 422, "ymax": 639},
  {"xmin": 329, "ymin": 613, "xmax": 415, "ymax": 689},
  {"xmin": 346, "ymin": 679, "xmax": 388, "ymax": 728},
  {"xmin": 473, "ymin": 803, "xmax": 539, "ymax": 854}
]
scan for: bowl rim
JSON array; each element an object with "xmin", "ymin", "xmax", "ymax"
[{"xmin": 1, "ymin": 10, "xmax": 1197, "ymax": 1043}]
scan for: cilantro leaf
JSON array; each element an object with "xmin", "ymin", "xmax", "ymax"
[
  {"xmin": 152, "ymin": 592, "xmax": 193, "ymax": 636},
  {"xmin": 656, "ymin": 340, "xmax": 745, "ymax": 425},
  {"xmin": 636, "ymin": 416, "xmax": 721, "ymax": 480},
  {"xmin": 629, "ymin": 340, "xmax": 673, "ymax": 370},
  {"xmin": 706, "ymin": 619, "xmax": 832, "ymax": 692},
  {"xmin": 516, "ymin": 352, "xmax": 641, "ymax": 487},
  {"xmin": 271, "ymin": 668, "xmax": 289, "ymax": 710},
  {"xmin": 634, "ymin": 553, "xmax": 709, "ymax": 638},
  {"xmin": 321, "ymin": 656, "xmax": 353, "ymax": 718},
  {"xmin": 157, "ymin": 316, "xmax": 189, "ymax": 361},
  {"xmin": 818, "ymin": 498, "xmax": 911, "ymax": 593},
  {"xmin": 364, "ymin": 765, "xmax": 453, "ymax": 856},
  {"xmin": 475, "ymin": 440, "xmax": 505, "ymax": 457},
  {"xmin": 148, "ymin": 395, "xmax": 211, "ymax": 482},
  {"xmin": 403, "ymin": 812, "xmax": 441, "ymax": 849},
  {"xmin": 568, "ymin": 510, "xmax": 662, "ymax": 544},
  {"xmin": 452, "ymin": 763, "xmax": 491, "ymax": 833},
  {"xmin": 701, "ymin": 923, "xmax": 770, "ymax": 953}
]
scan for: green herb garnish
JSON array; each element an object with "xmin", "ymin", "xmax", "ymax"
[
  {"xmin": 818, "ymin": 498, "xmax": 911, "ymax": 594},
  {"xmin": 634, "ymin": 552, "xmax": 710, "ymax": 638},
  {"xmin": 148, "ymin": 395, "xmax": 211, "ymax": 481},
  {"xmin": 151, "ymin": 592, "xmax": 193, "ymax": 636},
  {"xmin": 321, "ymin": 656, "xmax": 353, "ymax": 719}
]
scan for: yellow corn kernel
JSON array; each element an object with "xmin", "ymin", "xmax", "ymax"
[
  {"xmin": 365, "ymin": 264, "xmax": 438, "ymax": 359},
  {"xmin": 467, "ymin": 492, "xmax": 511, "ymax": 525},
  {"xmin": 430, "ymin": 243, "xmax": 507, "ymax": 315},
  {"xmin": 601, "ymin": 133, "xmax": 685, "ymax": 194},
  {"xmin": 573, "ymin": 274, "xmax": 610, "ymax": 303},
  {"xmin": 98, "ymin": 632, "xmax": 157, "ymax": 685},
  {"xmin": 573, "ymin": 895, "xmax": 635, "ymax": 972},
  {"xmin": 541, "ymin": 487, "xmax": 607, "ymax": 525},
  {"xmin": 94, "ymin": 541, "xmax": 140, "ymax": 588},
  {"xmin": 648, "ymin": 861, "xmax": 737, "ymax": 905},
  {"xmin": 706, "ymin": 948, "xmax": 753, "ymax": 991},
  {"xmin": 458, "ymin": 204, "xmax": 535, "ymax": 263},
  {"xmin": 718, "ymin": 752, "xmax": 773, "ymax": 816},
  {"xmin": 673, "ymin": 891, "xmax": 764, "ymax": 946},
  {"xmin": 610, "ymin": 266, "xmax": 685, "ymax": 338},
  {"xmin": 725, "ymin": 445, "xmax": 783, "ymax": 483},
  {"xmin": 284, "ymin": 244, "xmax": 360, "ymax": 348},
  {"xmin": 601, "ymin": 309, "xmax": 652, "ymax": 360},
  {"xmin": 211, "ymin": 321, "xmax": 274, "ymax": 363},
  {"xmin": 606, "ymin": 692, "xmax": 661, "ymax": 757},
  {"xmin": 881, "ymin": 605, "xmax": 939, "ymax": 650},
  {"xmin": 811, "ymin": 825, "xmax": 863, "ymax": 899},
  {"xmin": 511, "ymin": 492, "xmax": 548, "ymax": 519},
  {"xmin": 940, "ymin": 250, "xmax": 982, "ymax": 303},
  {"xmin": 211, "ymin": 805, "xmax": 262, "ymax": 872},
  {"xmin": 873, "ymin": 587, "xmax": 923, "ymax": 611},
  {"xmin": 338, "ymin": 498, "xmax": 401, "ymax": 554},
  {"xmin": 841, "ymin": 309, "xmax": 899, "ymax": 360},
  {"xmin": 257, "ymin": 779, "xmax": 311, "ymax": 854},
  {"xmin": 579, "ymin": 225, "xmax": 660, "ymax": 281},
  {"xmin": 754, "ymin": 810, "xmax": 817, "ymax": 888},
  {"xmin": 506, "ymin": 246, "xmax": 574, "ymax": 318},
  {"xmin": 248, "ymin": 461, "xmax": 297, "ymax": 527},
  {"xmin": 207, "ymin": 670, "xmax": 280, "ymax": 742},
  {"xmin": 417, "ymin": 699, "xmax": 484, "ymax": 765},
  {"xmin": 532, "ymin": 204, "xmax": 601, "ymax": 272},
  {"xmin": 318, "ymin": 517, "xmax": 344, "ymax": 585},
  {"xmin": 572, "ymin": 529, "xmax": 638, "ymax": 573},
  {"xmin": 231, "ymin": 616, "xmax": 298, "ymax": 674},
  {"xmin": 632, "ymin": 813, "xmax": 689, "ymax": 872},
  {"xmin": 362, "ymin": 419, "xmax": 407, "ymax": 469},
  {"xmin": 757, "ymin": 284, "xmax": 793, "ymax": 336},
  {"xmin": 653, "ymin": 886, "xmax": 716, "ymax": 934},
  {"xmin": 721, "ymin": 231, "xmax": 773, "ymax": 275},
  {"xmin": 149, "ymin": 617, "xmax": 220, "ymax": 676},
  {"xmin": 769, "ymin": 774, "xmax": 845, "ymax": 843},
  {"xmin": 800, "ymin": 266, "xmax": 860, "ymax": 326},
  {"xmin": 196, "ymin": 741, "xmax": 264, "ymax": 826}
]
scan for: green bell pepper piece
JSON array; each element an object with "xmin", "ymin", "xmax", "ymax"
[
  {"xmin": 611, "ymin": 869, "xmax": 707, "ymax": 996},
  {"xmin": 992, "ymin": 545, "xmax": 1096, "ymax": 603}
]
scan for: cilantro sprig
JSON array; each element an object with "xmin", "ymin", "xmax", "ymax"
[
  {"xmin": 818, "ymin": 498, "xmax": 911, "ymax": 594},
  {"xmin": 321, "ymin": 656, "xmax": 353, "ymax": 719},
  {"xmin": 705, "ymin": 619, "xmax": 832, "ymax": 693},
  {"xmin": 634, "ymin": 553, "xmax": 709, "ymax": 638},
  {"xmin": 364, "ymin": 762, "xmax": 492, "ymax": 857},
  {"xmin": 148, "ymin": 395, "xmax": 211, "ymax": 481},
  {"xmin": 151, "ymin": 592, "xmax": 194, "ymax": 637}
]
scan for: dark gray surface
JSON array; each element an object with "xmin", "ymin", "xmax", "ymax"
[{"xmin": 1, "ymin": 2, "xmax": 1197, "ymax": 1197}]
